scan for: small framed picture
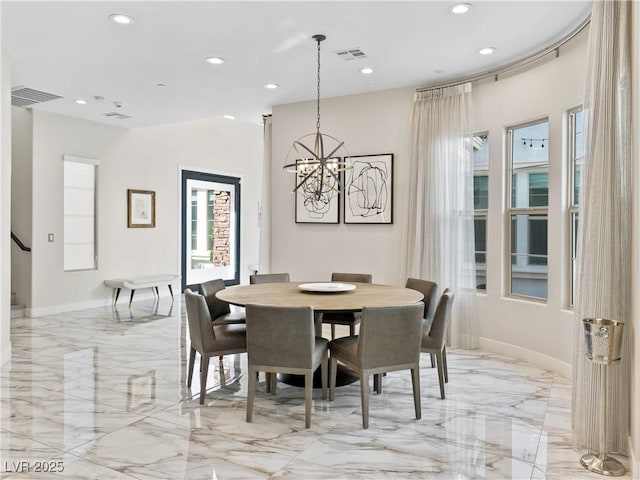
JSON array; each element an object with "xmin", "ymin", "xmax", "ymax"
[
  {"xmin": 343, "ymin": 154, "xmax": 393, "ymax": 224},
  {"xmin": 127, "ymin": 189, "xmax": 156, "ymax": 228}
]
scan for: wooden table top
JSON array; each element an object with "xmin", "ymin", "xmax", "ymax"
[{"xmin": 216, "ymin": 282, "xmax": 424, "ymax": 312}]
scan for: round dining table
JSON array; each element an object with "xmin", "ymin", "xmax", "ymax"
[
  {"xmin": 216, "ymin": 281, "xmax": 424, "ymax": 312},
  {"xmin": 216, "ymin": 281, "xmax": 424, "ymax": 387}
]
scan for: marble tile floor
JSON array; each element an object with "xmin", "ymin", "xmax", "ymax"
[{"xmin": 0, "ymin": 297, "xmax": 631, "ymax": 479}]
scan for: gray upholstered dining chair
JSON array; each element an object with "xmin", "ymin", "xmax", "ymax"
[
  {"xmin": 421, "ymin": 289, "xmax": 455, "ymax": 399},
  {"xmin": 406, "ymin": 278, "xmax": 439, "ymax": 367},
  {"xmin": 329, "ymin": 303, "xmax": 424, "ymax": 429},
  {"xmin": 184, "ymin": 289, "xmax": 247, "ymax": 404},
  {"xmin": 322, "ymin": 272, "xmax": 372, "ymax": 339},
  {"xmin": 200, "ymin": 278, "xmax": 246, "ymax": 325},
  {"xmin": 249, "ymin": 273, "xmax": 290, "ymax": 284},
  {"xmin": 245, "ymin": 304, "xmax": 328, "ymax": 428}
]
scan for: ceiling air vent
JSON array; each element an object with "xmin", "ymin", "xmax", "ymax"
[
  {"xmin": 334, "ymin": 48, "xmax": 367, "ymax": 60},
  {"xmin": 102, "ymin": 112, "xmax": 131, "ymax": 120},
  {"xmin": 11, "ymin": 86, "xmax": 62, "ymax": 107}
]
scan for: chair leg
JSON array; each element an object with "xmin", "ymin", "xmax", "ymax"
[
  {"xmin": 246, "ymin": 366, "xmax": 256, "ymax": 423},
  {"xmin": 304, "ymin": 372, "xmax": 312, "ymax": 429},
  {"xmin": 321, "ymin": 352, "xmax": 328, "ymax": 400},
  {"xmin": 349, "ymin": 324, "xmax": 355, "ymax": 336},
  {"xmin": 443, "ymin": 346, "xmax": 449, "ymax": 383},
  {"xmin": 264, "ymin": 372, "xmax": 271, "ymax": 393},
  {"xmin": 435, "ymin": 351, "xmax": 446, "ymax": 399},
  {"xmin": 199, "ymin": 355, "xmax": 210, "ymax": 405},
  {"xmin": 331, "ymin": 324, "xmax": 336, "ymax": 340},
  {"xmin": 218, "ymin": 358, "xmax": 227, "ymax": 388},
  {"xmin": 329, "ymin": 357, "xmax": 338, "ymax": 401},
  {"xmin": 430, "ymin": 352, "xmax": 436, "ymax": 368},
  {"xmin": 411, "ymin": 366, "xmax": 421, "ymax": 420},
  {"xmin": 360, "ymin": 373, "xmax": 369, "ymax": 429},
  {"xmin": 187, "ymin": 347, "xmax": 196, "ymax": 388},
  {"xmin": 373, "ymin": 373, "xmax": 382, "ymax": 394}
]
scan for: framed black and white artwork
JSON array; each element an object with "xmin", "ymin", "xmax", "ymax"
[
  {"xmin": 294, "ymin": 159, "xmax": 341, "ymax": 224},
  {"xmin": 343, "ymin": 154, "xmax": 393, "ymax": 224}
]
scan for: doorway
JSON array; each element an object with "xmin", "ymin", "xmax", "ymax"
[{"xmin": 181, "ymin": 169, "xmax": 240, "ymax": 292}]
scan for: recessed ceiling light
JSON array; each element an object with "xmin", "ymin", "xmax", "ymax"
[
  {"xmin": 264, "ymin": 83, "xmax": 279, "ymax": 90},
  {"xmin": 205, "ymin": 57, "xmax": 226, "ymax": 65},
  {"xmin": 156, "ymin": 83, "xmax": 167, "ymax": 88},
  {"xmin": 478, "ymin": 47, "xmax": 496, "ymax": 55},
  {"xmin": 74, "ymin": 99, "xmax": 88, "ymax": 105},
  {"xmin": 360, "ymin": 67, "xmax": 374, "ymax": 75},
  {"xmin": 109, "ymin": 13, "xmax": 134, "ymax": 24},
  {"xmin": 223, "ymin": 115, "xmax": 235, "ymax": 120},
  {"xmin": 449, "ymin": 3, "xmax": 472, "ymax": 14}
]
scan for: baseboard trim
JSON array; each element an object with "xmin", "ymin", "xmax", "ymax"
[
  {"xmin": 479, "ymin": 337, "xmax": 571, "ymax": 378},
  {"xmin": 26, "ymin": 290, "xmax": 172, "ymax": 317}
]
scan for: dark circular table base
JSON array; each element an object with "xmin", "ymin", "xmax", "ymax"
[{"xmin": 278, "ymin": 365, "xmax": 358, "ymax": 388}]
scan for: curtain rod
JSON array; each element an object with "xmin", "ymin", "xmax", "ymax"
[{"xmin": 416, "ymin": 14, "xmax": 591, "ymax": 93}]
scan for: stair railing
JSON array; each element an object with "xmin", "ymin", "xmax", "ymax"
[{"xmin": 11, "ymin": 232, "xmax": 31, "ymax": 252}]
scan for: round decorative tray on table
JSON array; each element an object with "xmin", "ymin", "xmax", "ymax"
[{"xmin": 298, "ymin": 282, "xmax": 356, "ymax": 293}]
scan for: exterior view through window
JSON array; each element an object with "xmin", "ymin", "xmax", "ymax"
[
  {"xmin": 508, "ymin": 120, "xmax": 549, "ymax": 300},
  {"xmin": 473, "ymin": 133, "xmax": 488, "ymax": 290}
]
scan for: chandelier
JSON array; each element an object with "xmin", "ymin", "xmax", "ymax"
[{"xmin": 283, "ymin": 34, "xmax": 350, "ymax": 210}]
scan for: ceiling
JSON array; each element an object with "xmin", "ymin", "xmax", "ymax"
[{"xmin": 2, "ymin": 1, "xmax": 592, "ymax": 128}]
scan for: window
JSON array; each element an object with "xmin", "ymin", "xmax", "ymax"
[
  {"xmin": 528, "ymin": 173, "xmax": 548, "ymax": 207},
  {"xmin": 569, "ymin": 107, "xmax": 584, "ymax": 306},
  {"xmin": 191, "ymin": 191, "xmax": 198, "ymax": 250},
  {"xmin": 508, "ymin": 120, "xmax": 549, "ymax": 300},
  {"xmin": 528, "ymin": 216, "xmax": 548, "ymax": 265},
  {"xmin": 473, "ymin": 133, "xmax": 489, "ymax": 290},
  {"xmin": 63, "ymin": 155, "xmax": 98, "ymax": 271}
]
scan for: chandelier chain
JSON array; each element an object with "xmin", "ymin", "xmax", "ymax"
[{"xmin": 316, "ymin": 37, "xmax": 321, "ymax": 133}]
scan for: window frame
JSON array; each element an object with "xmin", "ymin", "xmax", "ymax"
[
  {"xmin": 181, "ymin": 169, "xmax": 241, "ymax": 291},
  {"xmin": 568, "ymin": 106, "xmax": 583, "ymax": 307},
  {"xmin": 506, "ymin": 118, "xmax": 549, "ymax": 302}
]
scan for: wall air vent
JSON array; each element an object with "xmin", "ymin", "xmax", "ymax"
[
  {"xmin": 334, "ymin": 48, "xmax": 367, "ymax": 60},
  {"xmin": 102, "ymin": 112, "xmax": 132, "ymax": 120},
  {"xmin": 11, "ymin": 86, "xmax": 63, "ymax": 107}
]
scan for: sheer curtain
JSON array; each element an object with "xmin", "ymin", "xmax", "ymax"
[
  {"xmin": 572, "ymin": 0, "xmax": 632, "ymax": 454},
  {"xmin": 406, "ymin": 83, "xmax": 478, "ymax": 349},
  {"xmin": 258, "ymin": 115, "xmax": 272, "ymax": 274}
]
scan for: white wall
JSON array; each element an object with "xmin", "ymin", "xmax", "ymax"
[
  {"xmin": 1, "ymin": 49, "xmax": 12, "ymax": 364},
  {"xmin": 28, "ymin": 111, "xmax": 262, "ymax": 316},
  {"xmin": 10, "ymin": 107, "xmax": 32, "ymax": 308},
  {"xmin": 271, "ymin": 87, "xmax": 414, "ymax": 285},
  {"xmin": 271, "ymin": 30, "xmax": 588, "ymax": 372}
]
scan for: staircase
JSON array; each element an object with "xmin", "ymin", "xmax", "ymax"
[{"xmin": 11, "ymin": 292, "xmax": 25, "ymax": 319}]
